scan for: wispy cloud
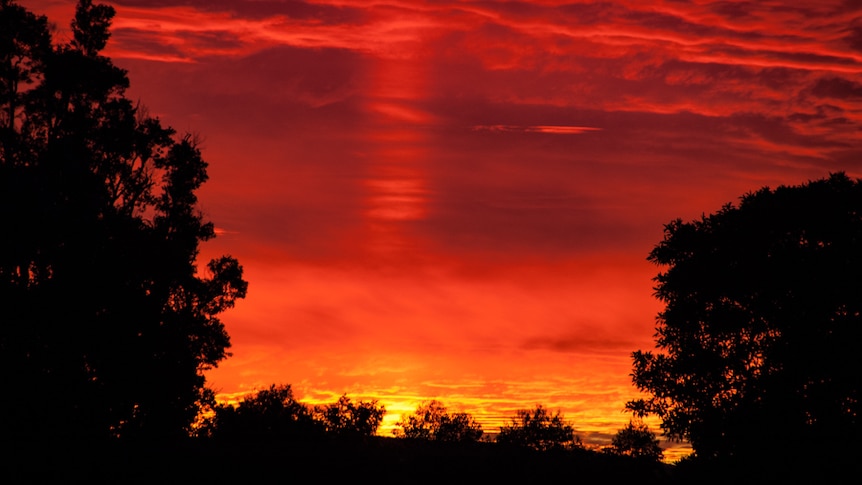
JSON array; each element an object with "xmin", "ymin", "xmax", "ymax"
[{"xmin": 473, "ymin": 125, "xmax": 601, "ymax": 134}]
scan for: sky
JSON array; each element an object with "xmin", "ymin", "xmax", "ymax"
[{"xmin": 27, "ymin": 0, "xmax": 862, "ymax": 459}]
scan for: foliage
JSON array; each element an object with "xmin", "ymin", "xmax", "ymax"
[
  {"xmin": 603, "ymin": 420, "xmax": 663, "ymax": 461},
  {"xmin": 395, "ymin": 400, "xmax": 484, "ymax": 442},
  {"xmin": 314, "ymin": 394, "xmax": 386, "ymax": 438},
  {"xmin": 207, "ymin": 385, "xmax": 320, "ymax": 440},
  {"xmin": 628, "ymin": 173, "xmax": 862, "ymax": 458},
  {"xmin": 496, "ymin": 405, "xmax": 580, "ymax": 451},
  {"xmin": 205, "ymin": 387, "xmax": 385, "ymax": 440},
  {"xmin": 0, "ymin": 0, "xmax": 246, "ymax": 440}
]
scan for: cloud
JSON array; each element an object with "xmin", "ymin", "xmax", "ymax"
[
  {"xmin": 522, "ymin": 331, "xmax": 640, "ymax": 354},
  {"xmin": 473, "ymin": 125, "xmax": 601, "ymax": 134},
  {"xmin": 112, "ymin": 0, "xmax": 367, "ymax": 23},
  {"xmin": 812, "ymin": 77, "xmax": 862, "ymax": 99}
]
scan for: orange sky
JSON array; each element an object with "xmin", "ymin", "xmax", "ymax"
[{"xmin": 29, "ymin": 0, "xmax": 862, "ymax": 460}]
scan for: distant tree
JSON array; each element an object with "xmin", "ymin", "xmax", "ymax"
[
  {"xmin": 395, "ymin": 400, "xmax": 484, "ymax": 442},
  {"xmin": 209, "ymin": 385, "xmax": 319, "ymax": 440},
  {"xmin": 435, "ymin": 411, "xmax": 485, "ymax": 443},
  {"xmin": 315, "ymin": 394, "xmax": 386, "ymax": 438},
  {"xmin": 0, "ymin": 0, "xmax": 246, "ymax": 440},
  {"xmin": 496, "ymin": 405, "xmax": 581, "ymax": 451},
  {"xmin": 603, "ymin": 420, "xmax": 663, "ymax": 461},
  {"xmin": 628, "ymin": 173, "xmax": 862, "ymax": 459}
]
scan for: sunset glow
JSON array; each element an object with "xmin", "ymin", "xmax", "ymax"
[{"xmin": 29, "ymin": 0, "xmax": 862, "ymax": 461}]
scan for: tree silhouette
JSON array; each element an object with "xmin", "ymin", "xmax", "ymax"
[
  {"xmin": 496, "ymin": 405, "xmax": 581, "ymax": 451},
  {"xmin": 208, "ymin": 385, "xmax": 320, "ymax": 440},
  {"xmin": 206, "ymin": 387, "xmax": 385, "ymax": 441},
  {"xmin": 0, "ymin": 0, "xmax": 246, "ymax": 440},
  {"xmin": 603, "ymin": 420, "xmax": 663, "ymax": 461},
  {"xmin": 628, "ymin": 173, "xmax": 862, "ymax": 459},
  {"xmin": 395, "ymin": 400, "xmax": 484, "ymax": 443},
  {"xmin": 314, "ymin": 394, "xmax": 386, "ymax": 438}
]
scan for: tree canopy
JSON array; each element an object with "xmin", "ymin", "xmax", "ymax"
[
  {"xmin": 628, "ymin": 173, "xmax": 862, "ymax": 459},
  {"xmin": 496, "ymin": 405, "xmax": 580, "ymax": 451},
  {"xmin": 207, "ymin": 385, "xmax": 318, "ymax": 440},
  {"xmin": 603, "ymin": 420, "xmax": 663, "ymax": 461},
  {"xmin": 314, "ymin": 394, "xmax": 386, "ymax": 438},
  {"xmin": 0, "ymin": 0, "xmax": 246, "ymax": 440},
  {"xmin": 205, "ymin": 385, "xmax": 385, "ymax": 440},
  {"xmin": 395, "ymin": 400, "xmax": 484, "ymax": 443}
]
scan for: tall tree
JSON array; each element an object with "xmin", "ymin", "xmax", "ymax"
[
  {"xmin": 628, "ymin": 173, "xmax": 862, "ymax": 459},
  {"xmin": 0, "ymin": 0, "xmax": 246, "ymax": 440}
]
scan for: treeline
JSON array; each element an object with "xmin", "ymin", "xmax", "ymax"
[
  {"xmin": 196, "ymin": 384, "xmax": 663, "ymax": 462},
  {"xmin": 197, "ymin": 385, "xmax": 385, "ymax": 441}
]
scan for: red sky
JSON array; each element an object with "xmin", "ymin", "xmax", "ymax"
[{"xmin": 29, "ymin": 0, "xmax": 862, "ymax": 459}]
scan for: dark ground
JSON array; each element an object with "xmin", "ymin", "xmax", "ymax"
[
  {"xmin": 6, "ymin": 437, "xmax": 669, "ymax": 484},
  {"xmin": 5, "ymin": 436, "xmax": 860, "ymax": 484}
]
